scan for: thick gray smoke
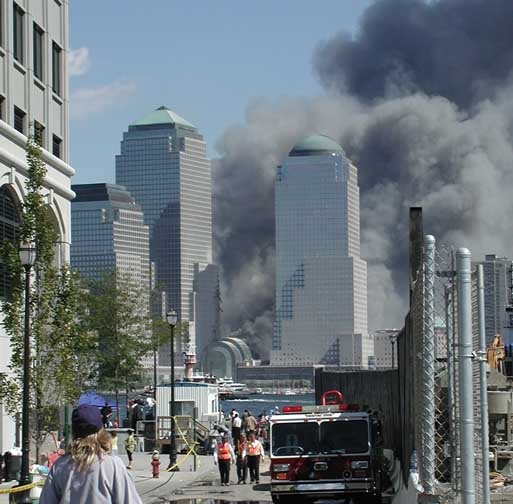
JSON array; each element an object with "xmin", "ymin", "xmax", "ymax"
[
  {"xmin": 315, "ymin": 0, "xmax": 513, "ymax": 109},
  {"xmin": 213, "ymin": 0, "xmax": 513, "ymax": 359}
]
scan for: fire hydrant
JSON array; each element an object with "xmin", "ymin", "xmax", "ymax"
[{"xmin": 151, "ymin": 450, "xmax": 161, "ymax": 478}]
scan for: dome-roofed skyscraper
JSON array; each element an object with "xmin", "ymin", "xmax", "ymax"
[
  {"xmin": 116, "ymin": 106, "xmax": 219, "ymax": 364},
  {"xmin": 271, "ymin": 134, "xmax": 372, "ymax": 367}
]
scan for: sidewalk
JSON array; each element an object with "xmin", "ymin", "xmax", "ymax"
[{"xmin": 1, "ymin": 450, "xmax": 272, "ymax": 503}]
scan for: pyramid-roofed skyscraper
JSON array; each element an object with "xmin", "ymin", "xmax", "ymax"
[{"xmin": 116, "ymin": 106, "xmax": 219, "ymax": 364}]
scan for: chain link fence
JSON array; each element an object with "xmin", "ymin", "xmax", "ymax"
[{"xmin": 407, "ymin": 237, "xmax": 489, "ymax": 503}]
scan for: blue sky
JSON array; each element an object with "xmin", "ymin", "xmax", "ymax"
[{"xmin": 69, "ymin": 1, "xmax": 373, "ymax": 183}]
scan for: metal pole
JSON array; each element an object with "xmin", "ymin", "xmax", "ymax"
[
  {"xmin": 422, "ymin": 235, "xmax": 436, "ymax": 494},
  {"xmin": 457, "ymin": 248, "xmax": 475, "ymax": 504},
  {"xmin": 17, "ymin": 265, "xmax": 31, "ymax": 502},
  {"xmin": 153, "ymin": 346, "xmax": 158, "ymax": 447},
  {"xmin": 477, "ymin": 264, "xmax": 490, "ymax": 504},
  {"xmin": 193, "ymin": 406, "xmax": 198, "ymax": 472},
  {"xmin": 168, "ymin": 323, "xmax": 179, "ymax": 470},
  {"xmin": 445, "ymin": 285, "xmax": 457, "ymax": 488}
]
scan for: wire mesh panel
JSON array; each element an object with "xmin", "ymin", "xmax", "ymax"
[
  {"xmin": 432, "ymin": 246, "xmax": 454, "ymax": 484},
  {"xmin": 411, "ymin": 259, "xmax": 425, "ymax": 475},
  {"xmin": 471, "ymin": 271, "xmax": 484, "ymax": 503}
]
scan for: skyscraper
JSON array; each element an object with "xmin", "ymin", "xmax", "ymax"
[
  {"xmin": 71, "ymin": 183, "xmax": 152, "ymax": 369},
  {"xmin": 479, "ymin": 254, "xmax": 513, "ymax": 344},
  {"xmin": 271, "ymin": 135, "xmax": 371, "ymax": 367},
  {"xmin": 115, "ymin": 106, "xmax": 219, "ymax": 357},
  {"xmin": 70, "ymin": 183, "xmax": 150, "ymax": 289}
]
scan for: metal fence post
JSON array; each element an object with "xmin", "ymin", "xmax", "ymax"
[
  {"xmin": 445, "ymin": 284, "xmax": 457, "ymax": 488},
  {"xmin": 477, "ymin": 264, "xmax": 490, "ymax": 504},
  {"xmin": 456, "ymin": 248, "xmax": 475, "ymax": 504},
  {"xmin": 422, "ymin": 235, "xmax": 436, "ymax": 493}
]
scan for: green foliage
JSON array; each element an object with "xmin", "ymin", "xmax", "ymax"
[
  {"xmin": 0, "ymin": 137, "xmax": 93, "ymax": 446},
  {"xmin": 85, "ymin": 269, "xmax": 152, "ymax": 392}
]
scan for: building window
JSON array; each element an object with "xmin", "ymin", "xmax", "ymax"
[
  {"xmin": 0, "ymin": 186, "xmax": 21, "ymax": 299},
  {"xmin": 13, "ymin": 3, "xmax": 24, "ymax": 64},
  {"xmin": 52, "ymin": 134, "xmax": 62, "ymax": 158},
  {"xmin": 14, "ymin": 106, "xmax": 25, "ymax": 134},
  {"xmin": 0, "ymin": 96, "xmax": 4, "ymax": 121},
  {"xmin": 34, "ymin": 121, "xmax": 44, "ymax": 147},
  {"xmin": 52, "ymin": 42, "xmax": 61, "ymax": 96},
  {"xmin": 33, "ymin": 23, "xmax": 44, "ymax": 80}
]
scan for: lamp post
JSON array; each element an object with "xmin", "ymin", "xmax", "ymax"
[
  {"xmin": 389, "ymin": 332, "xmax": 398, "ymax": 369},
  {"xmin": 17, "ymin": 242, "xmax": 36, "ymax": 503},
  {"xmin": 166, "ymin": 309, "xmax": 179, "ymax": 471}
]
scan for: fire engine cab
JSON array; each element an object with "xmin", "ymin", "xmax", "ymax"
[{"xmin": 269, "ymin": 390, "xmax": 384, "ymax": 504}]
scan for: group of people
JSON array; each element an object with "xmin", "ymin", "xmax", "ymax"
[
  {"xmin": 214, "ymin": 430, "xmax": 265, "ymax": 486},
  {"xmin": 212, "ymin": 408, "xmax": 266, "ymax": 486}
]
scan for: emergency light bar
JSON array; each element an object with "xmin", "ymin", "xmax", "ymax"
[{"xmin": 282, "ymin": 403, "xmax": 360, "ymax": 414}]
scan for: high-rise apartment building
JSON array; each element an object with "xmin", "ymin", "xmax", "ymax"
[
  {"xmin": 479, "ymin": 254, "xmax": 513, "ymax": 345},
  {"xmin": 0, "ymin": 1, "xmax": 73, "ymax": 452},
  {"xmin": 271, "ymin": 135, "xmax": 371, "ymax": 367},
  {"xmin": 115, "ymin": 106, "xmax": 219, "ymax": 359},
  {"xmin": 70, "ymin": 183, "xmax": 150, "ymax": 288}
]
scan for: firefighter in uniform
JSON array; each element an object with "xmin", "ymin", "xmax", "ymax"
[
  {"xmin": 236, "ymin": 433, "xmax": 248, "ymax": 484},
  {"xmin": 214, "ymin": 435, "xmax": 236, "ymax": 486},
  {"xmin": 246, "ymin": 430, "xmax": 265, "ymax": 484}
]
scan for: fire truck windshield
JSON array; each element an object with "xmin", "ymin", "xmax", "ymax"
[
  {"xmin": 271, "ymin": 422, "xmax": 319, "ymax": 456},
  {"xmin": 320, "ymin": 419, "xmax": 369, "ymax": 454}
]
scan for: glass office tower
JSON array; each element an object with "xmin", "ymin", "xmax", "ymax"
[
  {"xmin": 71, "ymin": 183, "xmax": 150, "ymax": 288},
  {"xmin": 271, "ymin": 135, "xmax": 372, "ymax": 367},
  {"xmin": 116, "ymin": 106, "xmax": 219, "ymax": 357}
]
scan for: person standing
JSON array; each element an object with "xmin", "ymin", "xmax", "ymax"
[
  {"xmin": 232, "ymin": 412, "xmax": 242, "ymax": 444},
  {"xmin": 125, "ymin": 429, "xmax": 136, "ymax": 469},
  {"xmin": 246, "ymin": 431, "xmax": 265, "ymax": 484},
  {"xmin": 244, "ymin": 412, "xmax": 257, "ymax": 434},
  {"xmin": 110, "ymin": 431, "xmax": 118, "ymax": 456},
  {"xmin": 236, "ymin": 434, "xmax": 248, "ymax": 484},
  {"xmin": 214, "ymin": 435, "xmax": 235, "ymax": 486},
  {"xmin": 40, "ymin": 404, "xmax": 142, "ymax": 503}
]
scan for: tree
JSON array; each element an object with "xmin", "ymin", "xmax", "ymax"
[
  {"xmin": 0, "ymin": 137, "xmax": 95, "ymax": 454},
  {"xmin": 85, "ymin": 269, "xmax": 153, "ymax": 419}
]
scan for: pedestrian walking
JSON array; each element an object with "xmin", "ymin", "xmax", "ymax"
[
  {"xmin": 232, "ymin": 412, "xmax": 242, "ymax": 444},
  {"xmin": 125, "ymin": 429, "xmax": 136, "ymax": 469},
  {"xmin": 236, "ymin": 434, "xmax": 248, "ymax": 484},
  {"xmin": 40, "ymin": 404, "xmax": 142, "ymax": 504},
  {"xmin": 213, "ymin": 435, "xmax": 235, "ymax": 486},
  {"xmin": 246, "ymin": 431, "xmax": 264, "ymax": 484}
]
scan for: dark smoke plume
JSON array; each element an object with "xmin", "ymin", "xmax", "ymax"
[
  {"xmin": 315, "ymin": 0, "xmax": 513, "ymax": 109},
  {"xmin": 213, "ymin": 0, "xmax": 513, "ymax": 359}
]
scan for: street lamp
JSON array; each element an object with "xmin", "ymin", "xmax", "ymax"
[
  {"xmin": 389, "ymin": 332, "xmax": 398, "ymax": 369},
  {"xmin": 166, "ymin": 309, "xmax": 179, "ymax": 471},
  {"xmin": 17, "ymin": 242, "xmax": 36, "ymax": 503}
]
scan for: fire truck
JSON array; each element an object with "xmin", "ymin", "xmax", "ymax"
[{"xmin": 269, "ymin": 390, "xmax": 385, "ymax": 504}]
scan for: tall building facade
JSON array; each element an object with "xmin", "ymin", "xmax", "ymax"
[
  {"xmin": 479, "ymin": 254, "xmax": 513, "ymax": 345},
  {"xmin": 70, "ymin": 183, "xmax": 150, "ymax": 288},
  {"xmin": 0, "ymin": 1, "xmax": 73, "ymax": 452},
  {"xmin": 115, "ymin": 106, "xmax": 219, "ymax": 359},
  {"xmin": 271, "ymin": 135, "xmax": 371, "ymax": 367}
]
